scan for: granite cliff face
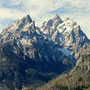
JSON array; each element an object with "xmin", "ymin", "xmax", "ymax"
[{"xmin": 40, "ymin": 15, "xmax": 89, "ymax": 60}]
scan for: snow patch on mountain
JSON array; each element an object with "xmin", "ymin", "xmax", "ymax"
[
  {"xmin": 58, "ymin": 48, "xmax": 71, "ymax": 56},
  {"xmin": 57, "ymin": 18, "xmax": 77, "ymax": 34}
]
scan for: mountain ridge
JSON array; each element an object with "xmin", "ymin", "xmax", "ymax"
[{"xmin": 0, "ymin": 14, "xmax": 90, "ymax": 90}]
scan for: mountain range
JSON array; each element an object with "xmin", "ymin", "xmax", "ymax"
[{"xmin": 0, "ymin": 14, "xmax": 90, "ymax": 90}]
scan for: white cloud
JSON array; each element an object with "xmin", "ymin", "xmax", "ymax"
[
  {"xmin": 10, "ymin": 0, "xmax": 22, "ymax": 6},
  {"xmin": 0, "ymin": 24, "xmax": 5, "ymax": 32},
  {"xmin": 0, "ymin": 8, "xmax": 27, "ymax": 19},
  {"xmin": 0, "ymin": 0, "xmax": 90, "ymax": 39}
]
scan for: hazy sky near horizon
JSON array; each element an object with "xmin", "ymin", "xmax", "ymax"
[{"xmin": 0, "ymin": 0, "xmax": 90, "ymax": 38}]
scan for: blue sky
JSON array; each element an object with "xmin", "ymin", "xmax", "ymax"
[{"xmin": 0, "ymin": 0, "xmax": 90, "ymax": 39}]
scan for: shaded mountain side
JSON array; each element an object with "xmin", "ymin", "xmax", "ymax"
[
  {"xmin": 0, "ymin": 40, "xmax": 74, "ymax": 90},
  {"xmin": 37, "ymin": 46, "xmax": 90, "ymax": 90}
]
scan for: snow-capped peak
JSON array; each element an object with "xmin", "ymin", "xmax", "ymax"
[
  {"xmin": 57, "ymin": 18, "xmax": 78, "ymax": 34},
  {"xmin": 0, "ymin": 15, "xmax": 34, "ymax": 44}
]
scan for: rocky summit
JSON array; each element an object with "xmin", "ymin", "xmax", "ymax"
[{"xmin": 0, "ymin": 14, "xmax": 90, "ymax": 90}]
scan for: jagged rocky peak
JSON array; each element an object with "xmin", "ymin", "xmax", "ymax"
[
  {"xmin": 52, "ymin": 14, "xmax": 62, "ymax": 22},
  {"xmin": 0, "ymin": 14, "xmax": 34, "ymax": 44},
  {"xmin": 57, "ymin": 17, "xmax": 79, "ymax": 34},
  {"xmin": 21, "ymin": 15, "xmax": 32, "ymax": 23},
  {"xmin": 40, "ymin": 14, "xmax": 63, "ymax": 35},
  {"xmin": 22, "ymin": 15, "xmax": 32, "ymax": 23},
  {"xmin": 42, "ymin": 14, "xmax": 62, "ymax": 26},
  {"xmin": 16, "ymin": 15, "xmax": 33, "ymax": 27}
]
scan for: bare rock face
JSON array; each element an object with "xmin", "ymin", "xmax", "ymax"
[
  {"xmin": 0, "ymin": 15, "xmax": 33, "ymax": 44},
  {"xmin": 40, "ymin": 15, "xmax": 90, "ymax": 60},
  {"xmin": 41, "ymin": 14, "xmax": 62, "ymax": 35}
]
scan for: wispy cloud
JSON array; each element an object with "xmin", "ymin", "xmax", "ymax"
[{"xmin": 0, "ymin": 0, "xmax": 90, "ymax": 38}]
